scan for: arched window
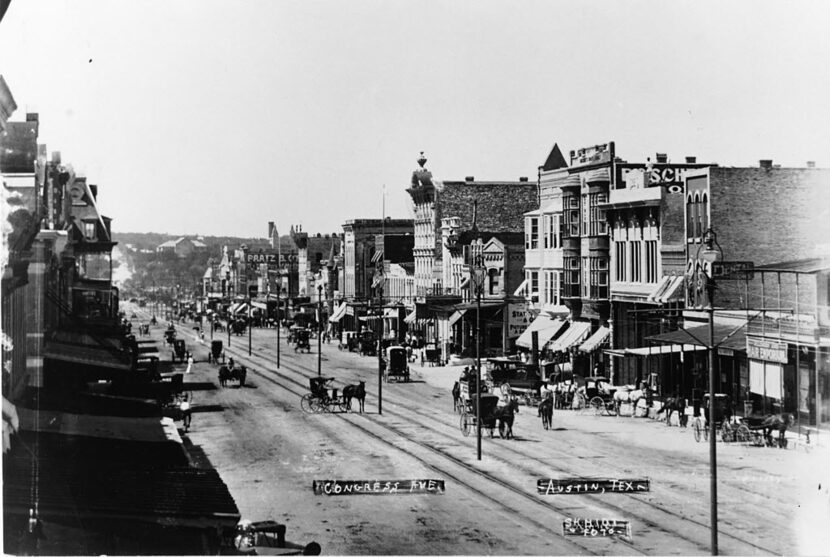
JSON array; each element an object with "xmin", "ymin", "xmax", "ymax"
[{"xmin": 701, "ymin": 193, "xmax": 709, "ymax": 233}]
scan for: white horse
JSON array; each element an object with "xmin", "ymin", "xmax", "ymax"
[{"xmin": 612, "ymin": 385, "xmax": 645, "ymax": 416}]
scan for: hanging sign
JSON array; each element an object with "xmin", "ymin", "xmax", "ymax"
[{"xmin": 507, "ymin": 303, "xmax": 531, "ymax": 338}]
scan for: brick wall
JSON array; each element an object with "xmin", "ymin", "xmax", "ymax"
[{"xmin": 438, "ymin": 181, "xmax": 538, "ymax": 234}]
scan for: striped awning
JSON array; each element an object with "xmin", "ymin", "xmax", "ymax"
[
  {"xmin": 547, "ymin": 321, "xmax": 592, "ymax": 352},
  {"xmin": 371, "ymin": 250, "xmax": 384, "ymax": 263},
  {"xmin": 579, "ymin": 326, "xmax": 610, "ymax": 353},
  {"xmin": 383, "ymin": 308, "xmax": 399, "ymax": 319},
  {"xmin": 328, "ymin": 302, "xmax": 348, "ymax": 323},
  {"xmin": 515, "ymin": 314, "xmax": 567, "ymax": 348},
  {"xmin": 513, "ymin": 278, "xmax": 529, "ymax": 297},
  {"xmin": 647, "ymin": 276, "xmax": 685, "ymax": 304},
  {"xmin": 251, "ymin": 301, "xmax": 267, "ymax": 310}
]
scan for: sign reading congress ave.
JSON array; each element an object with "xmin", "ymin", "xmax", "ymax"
[{"xmin": 312, "ymin": 479, "xmax": 445, "ymax": 496}]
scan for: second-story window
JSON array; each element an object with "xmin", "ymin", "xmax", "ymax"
[
  {"xmin": 488, "ymin": 268, "xmax": 500, "ymax": 295},
  {"xmin": 83, "ymin": 221, "xmax": 96, "ymax": 240},
  {"xmin": 645, "ymin": 240, "xmax": 658, "ymax": 283},
  {"xmin": 629, "ymin": 241, "xmax": 642, "ymax": 283},
  {"xmin": 530, "ymin": 217, "xmax": 539, "ymax": 249},
  {"xmin": 615, "ymin": 241, "xmax": 627, "ymax": 282}
]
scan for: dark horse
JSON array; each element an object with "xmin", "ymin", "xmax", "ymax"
[
  {"xmin": 451, "ymin": 382, "xmax": 462, "ymax": 413},
  {"xmin": 343, "ymin": 381, "xmax": 366, "ymax": 413},
  {"xmin": 538, "ymin": 395, "xmax": 554, "ymax": 430},
  {"xmin": 762, "ymin": 413, "xmax": 794, "ymax": 448},
  {"xmin": 656, "ymin": 395, "xmax": 688, "ymax": 427},
  {"xmin": 493, "ymin": 398, "xmax": 520, "ymax": 439}
]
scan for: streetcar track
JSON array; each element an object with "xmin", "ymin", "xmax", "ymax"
[
  {"xmin": 170, "ymin": 321, "xmax": 780, "ymax": 555},
  {"xmin": 241, "ymin": 342, "xmax": 778, "ymax": 556}
]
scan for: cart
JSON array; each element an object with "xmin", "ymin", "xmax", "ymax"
[
  {"xmin": 358, "ymin": 331, "xmax": 377, "ymax": 357},
  {"xmin": 164, "ymin": 326, "xmax": 176, "ymax": 345},
  {"xmin": 300, "ymin": 377, "xmax": 350, "ymax": 413},
  {"xmin": 582, "ymin": 376, "xmax": 617, "ymax": 416},
  {"xmin": 294, "ymin": 329, "xmax": 311, "ymax": 353},
  {"xmin": 383, "ymin": 346, "xmax": 410, "ymax": 383},
  {"xmin": 460, "ymin": 393, "xmax": 500, "ymax": 438},
  {"xmin": 171, "ymin": 339, "xmax": 187, "ymax": 363},
  {"xmin": 208, "ymin": 340, "xmax": 225, "ymax": 363}
]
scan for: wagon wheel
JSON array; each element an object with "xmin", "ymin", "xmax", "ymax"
[
  {"xmin": 736, "ymin": 424, "xmax": 751, "ymax": 443},
  {"xmin": 460, "ymin": 413, "xmax": 471, "ymax": 437},
  {"xmin": 703, "ymin": 422, "xmax": 709, "ymax": 441},
  {"xmin": 589, "ymin": 396, "xmax": 605, "ymax": 416},
  {"xmin": 498, "ymin": 420, "xmax": 508, "ymax": 439},
  {"xmin": 574, "ymin": 392, "xmax": 588, "ymax": 412},
  {"xmin": 720, "ymin": 421, "xmax": 734, "ymax": 443},
  {"xmin": 693, "ymin": 418, "xmax": 702, "ymax": 442},
  {"xmin": 300, "ymin": 394, "xmax": 315, "ymax": 414},
  {"xmin": 487, "ymin": 424, "xmax": 495, "ymax": 438},
  {"xmin": 604, "ymin": 400, "xmax": 617, "ymax": 416}
]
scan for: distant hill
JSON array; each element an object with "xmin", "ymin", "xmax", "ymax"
[{"xmin": 113, "ymin": 232, "xmax": 276, "ymax": 254}]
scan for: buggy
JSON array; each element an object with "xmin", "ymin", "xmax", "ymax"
[
  {"xmin": 460, "ymin": 393, "xmax": 500, "ymax": 438},
  {"xmin": 294, "ymin": 329, "xmax": 312, "ymax": 353},
  {"xmin": 383, "ymin": 345, "xmax": 410, "ymax": 382},
  {"xmin": 693, "ymin": 393, "xmax": 735, "ymax": 443},
  {"xmin": 171, "ymin": 339, "xmax": 187, "ymax": 363},
  {"xmin": 164, "ymin": 326, "xmax": 176, "ymax": 345},
  {"xmin": 300, "ymin": 377, "xmax": 349, "ymax": 413},
  {"xmin": 208, "ymin": 339, "xmax": 225, "ymax": 364},
  {"xmin": 233, "ymin": 520, "xmax": 320, "ymax": 555},
  {"xmin": 574, "ymin": 376, "xmax": 613, "ymax": 411},
  {"xmin": 358, "ymin": 331, "xmax": 377, "ymax": 357}
]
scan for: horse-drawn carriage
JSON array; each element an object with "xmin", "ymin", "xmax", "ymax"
[
  {"xmin": 300, "ymin": 377, "xmax": 350, "ymax": 413},
  {"xmin": 459, "ymin": 393, "xmax": 519, "ymax": 439},
  {"xmin": 218, "ymin": 359, "xmax": 247, "ymax": 387},
  {"xmin": 233, "ymin": 519, "xmax": 321, "ymax": 555},
  {"xmin": 294, "ymin": 329, "xmax": 312, "ymax": 353},
  {"xmin": 423, "ymin": 344, "xmax": 441, "ymax": 366},
  {"xmin": 231, "ymin": 319, "xmax": 247, "ymax": 336},
  {"xmin": 208, "ymin": 339, "xmax": 225, "ymax": 364},
  {"xmin": 383, "ymin": 346, "xmax": 410, "ymax": 382},
  {"xmin": 582, "ymin": 376, "xmax": 618, "ymax": 416},
  {"xmin": 358, "ymin": 331, "xmax": 377, "ymax": 357},
  {"xmin": 164, "ymin": 326, "xmax": 176, "ymax": 345},
  {"xmin": 338, "ymin": 331, "xmax": 359, "ymax": 352},
  {"xmin": 486, "ymin": 357, "xmax": 544, "ymax": 407},
  {"xmin": 693, "ymin": 393, "xmax": 734, "ymax": 443},
  {"xmin": 171, "ymin": 339, "xmax": 187, "ymax": 363}
]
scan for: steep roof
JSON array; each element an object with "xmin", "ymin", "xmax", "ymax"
[{"xmin": 541, "ymin": 143, "xmax": 568, "ymax": 171}]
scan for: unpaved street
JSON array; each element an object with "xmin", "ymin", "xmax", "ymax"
[{"xmin": 146, "ymin": 314, "xmax": 830, "ymax": 555}]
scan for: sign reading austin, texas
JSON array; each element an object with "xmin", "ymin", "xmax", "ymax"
[{"xmin": 537, "ymin": 478, "xmax": 650, "ymax": 495}]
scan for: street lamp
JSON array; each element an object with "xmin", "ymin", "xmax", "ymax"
[
  {"xmin": 317, "ymin": 284, "xmax": 323, "ymax": 377},
  {"xmin": 469, "ymin": 249, "xmax": 487, "ymax": 461},
  {"xmin": 697, "ymin": 227, "xmax": 723, "ymax": 556}
]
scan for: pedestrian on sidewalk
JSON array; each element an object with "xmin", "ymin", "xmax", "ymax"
[{"xmin": 186, "ymin": 353, "xmax": 194, "ymax": 374}]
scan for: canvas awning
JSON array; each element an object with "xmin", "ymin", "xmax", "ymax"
[
  {"xmin": 547, "ymin": 321, "xmax": 592, "ymax": 352},
  {"xmin": 623, "ymin": 344, "xmax": 707, "ymax": 356},
  {"xmin": 515, "ymin": 314, "xmax": 567, "ymax": 348},
  {"xmin": 513, "ymin": 278, "xmax": 529, "ymax": 297},
  {"xmin": 383, "ymin": 308, "xmax": 399, "ymax": 319},
  {"xmin": 647, "ymin": 275, "xmax": 685, "ymax": 304},
  {"xmin": 448, "ymin": 309, "xmax": 467, "ymax": 327},
  {"xmin": 459, "ymin": 276, "xmax": 470, "ymax": 290},
  {"xmin": 404, "ymin": 309, "xmax": 418, "ymax": 324},
  {"xmin": 232, "ymin": 303, "xmax": 249, "ymax": 315},
  {"xmin": 251, "ymin": 301, "xmax": 267, "ymax": 310},
  {"xmin": 579, "ymin": 326, "xmax": 610, "ymax": 353},
  {"xmin": 329, "ymin": 302, "xmax": 348, "ymax": 323}
]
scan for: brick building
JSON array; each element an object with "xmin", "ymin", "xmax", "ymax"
[{"xmin": 406, "ymin": 152, "xmax": 537, "ymax": 360}]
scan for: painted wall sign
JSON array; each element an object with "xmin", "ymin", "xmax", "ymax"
[
  {"xmin": 245, "ymin": 252, "xmax": 297, "ymax": 265},
  {"xmin": 711, "ymin": 260, "xmax": 754, "ymax": 280},
  {"xmin": 507, "ymin": 302, "xmax": 531, "ymax": 338},
  {"xmin": 563, "ymin": 519, "xmax": 631, "ymax": 540},
  {"xmin": 747, "ymin": 338, "xmax": 788, "ymax": 364},
  {"xmin": 312, "ymin": 479, "xmax": 445, "ymax": 496},
  {"xmin": 617, "ymin": 164, "xmax": 700, "ymax": 188},
  {"xmin": 537, "ymin": 478, "xmax": 649, "ymax": 495}
]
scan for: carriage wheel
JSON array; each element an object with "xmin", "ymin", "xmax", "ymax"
[
  {"xmin": 574, "ymin": 393, "xmax": 588, "ymax": 412},
  {"xmin": 703, "ymin": 423, "xmax": 709, "ymax": 441},
  {"xmin": 487, "ymin": 425, "xmax": 495, "ymax": 439},
  {"xmin": 300, "ymin": 394, "xmax": 315, "ymax": 414},
  {"xmin": 590, "ymin": 396, "xmax": 605, "ymax": 416},
  {"xmin": 498, "ymin": 420, "xmax": 508, "ymax": 439},
  {"xmin": 604, "ymin": 400, "xmax": 617, "ymax": 416},
  {"xmin": 460, "ymin": 413, "xmax": 471, "ymax": 437},
  {"xmin": 693, "ymin": 418, "xmax": 702, "ymax": 442},
  {"xmin": 736, "ymin": 424, "xmax": 751, "ymax": 443}
]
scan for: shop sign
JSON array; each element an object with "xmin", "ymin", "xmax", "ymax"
[
  {"xmin": 747, "ymin": 338, "xmax": 788, "ymax": 364},
  {"xmin": 617, "ymin": 164, "xmax": 698, "ymax": 189},
  {"xmin": 507, "ymin": 302, "xmax": 531, "ymax": 338},
  {"xmin": 570, "ymin": 142, "xmax": 614, "ymax": 168}
]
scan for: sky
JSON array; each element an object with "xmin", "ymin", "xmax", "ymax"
[{"xmin": 2, "ymin": 0, "xmax": 829, "ymax": 238}]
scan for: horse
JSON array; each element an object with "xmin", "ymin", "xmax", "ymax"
[
  {"xmin": 451, "ymin": 381, "xmax": 462, "ymax": 413},
  {"xmin": 656, "ymin": 396, "xmax": 687, "ymax": 426},
  {"xmin": 612, "ymin": 386, "xmax": 645, "ymax": 416},
  {"xmin": 761, "ymin": 413, "xmax": 794, "ymax": 448},
  {"xmin": 538, "ymin": 395, "xmax": 554, "ymax": 430},
  {"xmin": 343, "ymin": 381, "xmax": 366, "ymax": 413},
  {"xmin": 493, "ymin": 397, "xmax": 520, "ymax": 439},
  {"xmin": 553, "ymin": 382, "xmax": 576, "ymax": 409},
  {"xmin": 218, "ymin": 365, "xmax": 231, "ymax": 388}
]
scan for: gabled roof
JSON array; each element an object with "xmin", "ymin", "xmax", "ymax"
[{"xmin": 541, "ymin": 143, "xmax": 568, "ymax": 171}]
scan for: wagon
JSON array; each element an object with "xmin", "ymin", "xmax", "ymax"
[
  {"xmin": 460, "ymin": 393, "xmax": 500, "ymax": 438},
  {"xmin": 300, "ymin": 377, "xmax": 350, "ymax": 413},
  {"xmin": 209, "ymin": 339, "xmax": 225, "ymax": 364},
  {"xmin": 294, "ymin": 329, "xmax": 312, "ymax": 353},
  {"xmin": 358, "ymin": 331, "xmax": 377, "ymax": 357},
  {"xmin": 582, "ymin": 376, "xmax": 617, "ymax": 416},
  {"xmin": 164, "ymin": 326, "xmax": 176, "ymax": 345},
  {"xmin": 171, "ymin": 339, "xmax": 187, "ymax": 363},
  {"xmin": 693, "ymin": 393, "xmax": 736, "ymax": 443},
  {"xmin": 233, "ymin": 519, "xmax": 320, "ymax": 555},
  {"xmin": 486, "ymin": 357, "xmax": 543, "ymax": 406},
  {"xmin": 383, "ymin": 346, "xmax": 410, "ymax": 382}
]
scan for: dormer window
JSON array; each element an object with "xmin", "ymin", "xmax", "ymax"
[{"xmin": 83, "ymin": 221, "xmax": 96, "ymax": 240}]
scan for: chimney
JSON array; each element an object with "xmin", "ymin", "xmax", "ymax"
[
  {"xmin": 759, "ymin": 159, "xmax": 773, "ymax": 169},
  {"xmin": 655, "ymin": 153, "xmax": 668, "ymax": 164},
  {"xmin": 89, "ymin": 185, "xmax": 97, "ymax": 200},
  {"xmin": 519, "ymin": 176, "xmax": 528, "ymax": 182},
  {"xmin": 685, "ymin": 156, "xmax": 697, "ymax": 164},
  {"xmin": 465, "ymin": 176, "xmax": 475, "ymax": 182},
  {"xmin": 807, "ymin": 161, "xmax": 816, "ymax": 169},
  {"xmin": 51, "ymin": 151, "xmax": 61, "ymax": 164}
]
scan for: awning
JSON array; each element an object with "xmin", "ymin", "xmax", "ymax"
[
  {"xmin": 232, "ymin": 303, "xmax": 249, "ymax": 315},
  {"xmin": 548, "ymin": 321, "xmax": 592, "ymax": 352},
  {"xmin": 513, "ymin": 278, "xmax": 529, "ymax": 297},
  {"xmin": 328, "ymin": 302, "xmax": 347, "ymax": 323},
  {"xmin": 383, "ymin": 308, "xmax": 399, "ymax": 319},
  {"xmin": 623, "ymin": 344, "xmax": 707, "ymax": 356},
  {"xmin": 515, "ymin": 314, "xmax": 567, "ymax": 348},
  {"xmin": 43, "ymin": 342, "xmax": 133, "ymax": 371},
  {"xmin": 448, "ymin": 309, "xmax": 467, "ymax": 327},
  {"xmin": 645, "ymin": 323, "xmax": 748, "ymax": 352},
  {"xmin": 404, "ymin": 309, "xmax": 418, "ymax": 324},
  {"xmin": 251, "ymin": 301, "xmax": 267, "ymax": 310},
  {"xmin": 371, "ymin": 249, "xmax": 384, "ymax": 263},
  {"xmin": 359, "ymin": 314, "xmax": 381, "ymax": 322},
  {"xmin": 579, "ymin": 326, "xmax": 610, "ymax": 353},
  {"xmin": 228, "ymin": 302, "xmax": 242, "ymax": 314},
  {"xmin": 459, "ymin": 276, "xmax": 470, "ymax": 290},
  {"xmin": 647, "ymin": 275, "xmax": 685, "ymax": 304}
]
